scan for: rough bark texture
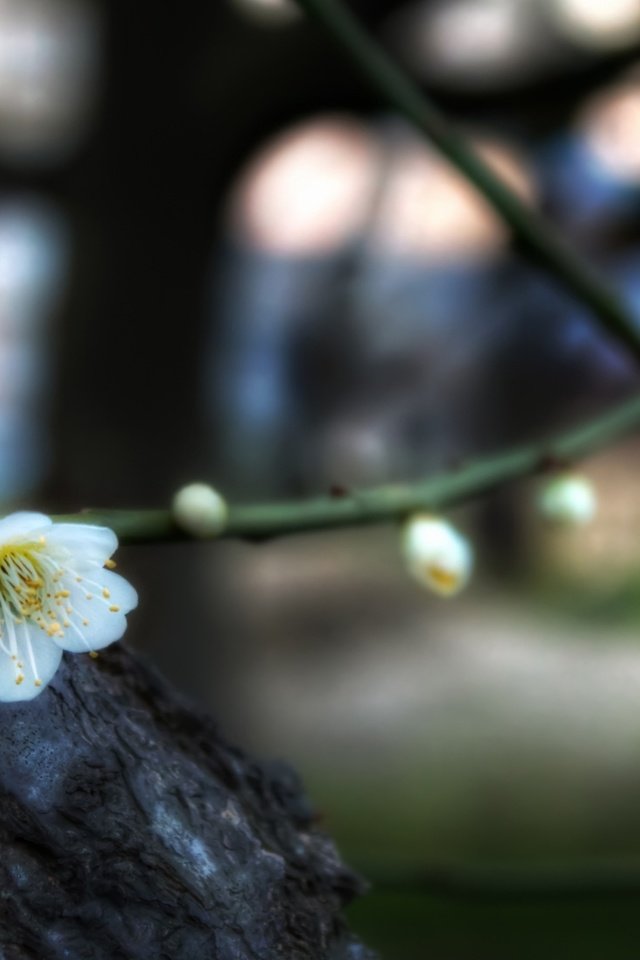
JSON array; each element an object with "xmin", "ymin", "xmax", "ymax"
[{"xmin": 0, "ymin": 645, "xmax": 375, "ymax": 960}]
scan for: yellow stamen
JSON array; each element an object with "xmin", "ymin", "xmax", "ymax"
[{"xmin": 426, "ymin": 565, "xmax": 460, "ymax": 594}]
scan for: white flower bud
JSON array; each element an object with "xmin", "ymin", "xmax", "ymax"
[
  {"xmin": 538, "ymin": 473, "xmax": 597, "ymax": 526},
  {"xmin": 172, "ymin": 483, "xmax": 228, "ymax": 538},
  {"xmin": 401, "ymin": 514, "xmax": 473, "ymax": 597}
]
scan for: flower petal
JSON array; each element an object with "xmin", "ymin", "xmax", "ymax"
[
  {"xmin": 0, "ymin": 512, "xmax": 52, "ymax": 543},
  {"xmin": 90, "ymin": 568, "xmax": 138, "ymax": 614},
  {"xmin": 0, "ymin": 621, "xmax": 62, "ymax": 702},
  {"xmin": 50, "ymin": 569, "xmax": 137, "ymax": 654},
  {"xmin": 44, "ymin": 523, "xmax": 118, "ymax": 568}
]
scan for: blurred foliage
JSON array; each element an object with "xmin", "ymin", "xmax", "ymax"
[{"xmin": 348, "ymin": 890, "xmax": 640, "ymax": 960}]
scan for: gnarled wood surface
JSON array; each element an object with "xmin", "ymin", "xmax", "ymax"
[{"xmin": 0, "ymin": 644, "xmax": 375, "ymax": 959}]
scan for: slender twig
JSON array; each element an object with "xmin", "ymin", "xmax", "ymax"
[
  {"xmin": 291, "ymin": 0, "xmax": 640, "ymax": 364},
  {"xmin": 53, "ymin": 392, "xmax": 640, "ymax": 543}
]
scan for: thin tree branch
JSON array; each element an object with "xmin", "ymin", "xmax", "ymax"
[
  {"xmin": 53, "ymin": 392, "xmax": 640, "ymax": 543},
  {"xmin": 291, "ymin": 0, "xmax": 640, "ymax": 365}
]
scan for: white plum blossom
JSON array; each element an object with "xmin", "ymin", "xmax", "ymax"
[
  {"xmin": 172, "ymin": 483, "xmax": 228, "ymax": 538},
  {"xmin": 401, "ymin": 514, "xmax": 473, "ymax": 597},
  {"xmin": 0, "ymin": 512, "xmax": 137, "ymax": 702},
  {"xmin": 538, "ymin": 473, "xmax": 597, "ymax": 526}
]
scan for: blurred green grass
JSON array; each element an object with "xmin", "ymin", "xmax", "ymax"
[
  {"xmin": 347, "ymin": 889, "xmax": 640, "ymax": 960},
  {"xmin": 227, "ymin": 526, "xmax": 640, "ymax": 958}
]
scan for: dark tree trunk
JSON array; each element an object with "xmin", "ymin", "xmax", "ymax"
[{"xmin": 0, "ymin": 645, "xmax": 375, "ymax": 960}]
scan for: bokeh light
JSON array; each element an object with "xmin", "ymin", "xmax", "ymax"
[
  {"xmin": 229, "ymin": 115, "xmax": 380, "ymax": 255},
  {"xmin": 230, "ymin": 0, "xmax": 300, "ymax": 26},
  {"xmin": 0, "ymin": 0, "xmax": 100, "ymax": 165},
  {"xmin": 386, "ymin": 0, "xmax": 544, "ymax": 90},
  {"xmin": 577, "ymin": 71, "xmax": 640, "ymax": 182},
  {"xmin": 370, "ymin": 133, "xmax": 535, "ymax": 262},
  {"xmin": 547, "ymin": 0, "xmax": 640, "ymax": 50},
  {"xmin": 0, "ymin": 197, "xmax": 69, "ymax": 498}
]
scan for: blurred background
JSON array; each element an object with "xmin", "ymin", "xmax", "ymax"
[{"xmin": 6, "ymin": 0, "xmax": 640, "ymax": 956}]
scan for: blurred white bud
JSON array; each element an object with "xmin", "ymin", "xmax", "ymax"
[
  {"xmin": 401, "ymin": 514, "xmax": 473, "ymax": 597},
  {"xmin": 538, "ymin": 473, "xmax": 597, "ymax": 526},
  {"xmin": 172, "ymin": 483, "xmax": 228, "ymax": 538}
]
